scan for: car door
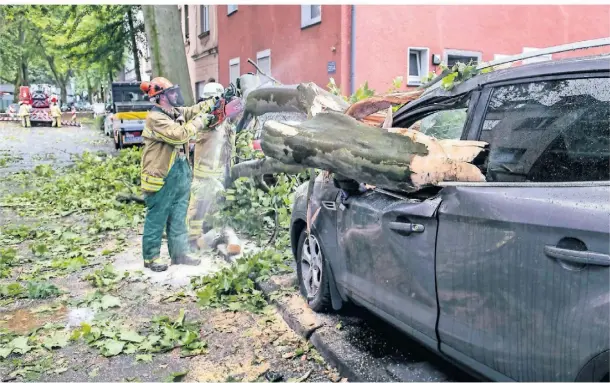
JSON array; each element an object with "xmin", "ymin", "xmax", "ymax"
[
  {"xmin": 336, "ymin": 94, "xmax": 476, "ymax": 345},
  {"xmin": 435, "ymin": 74, "xmax": 610, "ymax": 382}
]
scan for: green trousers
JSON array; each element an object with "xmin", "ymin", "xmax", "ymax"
[{"xmin": 142, "ymin": 157, "xmax": 192, "ymax": 263}]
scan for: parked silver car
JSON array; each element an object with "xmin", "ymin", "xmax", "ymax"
[{"xmin": 290, "ymin": 54, "xmax": 610, "ymax": 382}]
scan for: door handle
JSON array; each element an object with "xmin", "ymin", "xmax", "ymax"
[
  {"xmin": 389, "ymin": 222, "xmax": 425, "ymax": 235},
  {"xmin": 544, "ymin": 245, "xmax": 610, "ymax": 267}
]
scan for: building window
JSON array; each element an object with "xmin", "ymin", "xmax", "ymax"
[
  {"xmin": 229, "ymin": 58, "xmax": 240, "ymax": 85},
  {"xmin": 196, "ymin": 81, "xmax": 206, "ymax": 101},
  {"xmin": 444, "ymin": 49, "xmax": 482, "ymax": 67},
  {"xmin": 256, "ymin": 49, "xmax": 272, "ymax": 84},
  {"xmin": 301, "ymin": 5, "xmax": 321, "ymax": 28},
  {"xmin": 184, "ymin": 5, "xmax": 189, "ymax": 39},
  {"xmin": 407, "ymin": 47, "xmax": 429, "ymax": 86},
  {"xmin": 522, "ymin": 47, "xmax": 552, "ymax": 65},
  {"xmin": 228, "ymin": 5, "xmax": 238, "ymax": 15},
  {"xmin": 200, "ymin": 5, "xmax": 209, "ymax": 35}
]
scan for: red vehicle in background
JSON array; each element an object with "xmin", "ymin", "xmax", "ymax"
[{"xmin": 18, "ymin": 86, "xmax": 57, "ymax": 126}]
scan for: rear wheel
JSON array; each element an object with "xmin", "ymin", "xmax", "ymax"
[
  {"xmin": 114, "ymin": 133, "xmax": 120, "ymax": 150},
  {"xmin": 296, "ymin": 230, "xmax": 332, "ymax": 312}
]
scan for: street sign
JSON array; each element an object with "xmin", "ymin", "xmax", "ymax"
[{"xmin": 327, "ymin": 61, "xmax": 336, "ymax": 74}]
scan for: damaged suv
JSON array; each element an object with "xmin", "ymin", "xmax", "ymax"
[{"xmin": 290, "ymin": 54, "xmax": 610, "ymax": 381}]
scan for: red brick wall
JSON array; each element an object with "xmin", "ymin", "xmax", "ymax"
[
  {"xmin": 217, "ymin": 5, "xmax": 351, "ymax": 91},
  {"xmin": 354, "ymin": 5, "xmax": 610, "ymax": 92}
]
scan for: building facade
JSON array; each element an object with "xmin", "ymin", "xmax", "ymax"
[
  {"xmin": 217, "ymin": 5, "xmax": 610, "ymax": 95},
  {"xmin": 179, "ymin": 4, "xmax": 219, "ymax": 100}
]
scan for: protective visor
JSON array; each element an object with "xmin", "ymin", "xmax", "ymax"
[{"xmin": 162, "ymin": 85, "xmax": 185, "ymax": 107}]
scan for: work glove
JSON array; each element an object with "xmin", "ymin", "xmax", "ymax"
[{"xmin": 193, "ymin": 112, "xmax": 216, "ymax": 131}]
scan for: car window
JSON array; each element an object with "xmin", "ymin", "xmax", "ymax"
[
  {"xmin": 480, "ymin": 77, "xmax": 610, "ymax": 182},
  {"xmin": 406, "ymin": 97, "xmax": 469, "ymax": 140},
  {"xmin": 416, "ymin": 108, "xmax": 468, "ymax": 140}
]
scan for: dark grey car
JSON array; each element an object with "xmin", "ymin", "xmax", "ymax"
[{"xmin": 289, "ymin": 55, "xmax": 610, "ymax": 382}]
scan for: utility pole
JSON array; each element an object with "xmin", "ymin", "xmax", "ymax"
[{"xmin": 142, "ymin": 5, "xmax": 194, "ymax": 105}]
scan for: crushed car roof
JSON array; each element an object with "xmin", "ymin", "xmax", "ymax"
[{"xmin": 395, "ymin": 54, "xmax": 610, "ymax": 117}]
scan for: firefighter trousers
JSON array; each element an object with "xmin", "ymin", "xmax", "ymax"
[
  {"xmin": 21, "ymin": 116, "xmax": 31, "ymax": 128},
  {"xmin": 142, "ymin": 157, "xmax": 192, "ymax": 263},
  {"xmin": 52, "ymin": 117, "xmax": 61, "ymax": 128},
  {"xmin": 187, "ymin": 175, "xmax": 224, "ymax": 241}
]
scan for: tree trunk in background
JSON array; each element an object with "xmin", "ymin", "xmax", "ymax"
[
  {"xmin": 127, "ymin": 7, "xmax": 142, "ymax": 82},
  {"xmin": 142, "ymin": 5, "xmax": 194, "ymax": 105}
]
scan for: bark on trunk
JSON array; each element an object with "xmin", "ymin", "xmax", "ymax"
[
  {"xmin": 127, "ymin": 7, "xmax": 142, "ymax": 82},
  {"xmin": 142, "ymin": 5, "xmax": 193, "ymax": 104},
  {"xmin": 230, "ymin": 157, "xmax": 306, "ymax": 182},
  {"xmin": 261, "ymin": 112, "xmax": 487, "ymax": 192},
  {"xmin": 244, "ymin": 82, "xmax": 349, "ymax": 118}
]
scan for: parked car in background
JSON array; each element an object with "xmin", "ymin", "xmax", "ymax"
[{"xmin": 290, "ymin": 53, "xmax": 610, "ymax": 382}]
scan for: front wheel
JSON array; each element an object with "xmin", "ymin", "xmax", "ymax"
[{"xmin": 296, "ymin": 230, "xmax": 332, "ymax": 312}]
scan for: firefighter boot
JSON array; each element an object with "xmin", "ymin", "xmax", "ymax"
[
  {"xmin": 172, "ymin": 254, "xmax": 201, "ymax": 266},
  {"xmin": 144, "ymin": 258, "xmax": 169, "ymax": 272}
]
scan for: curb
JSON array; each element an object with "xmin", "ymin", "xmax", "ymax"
[
  {"xmin": 256, "ymin": 272, "xmax": 462, "ymax": 383},
  {"xmin": 255, "ymin": 273, "xmax": 399, "ymax": 382}
]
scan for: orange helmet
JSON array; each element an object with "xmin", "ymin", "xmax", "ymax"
[{"xmin": 140, "ymin": 77, "xmax": 174, "ymax": 97}]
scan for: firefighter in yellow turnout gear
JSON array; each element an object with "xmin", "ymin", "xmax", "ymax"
[
  {"xmin": 187, "ymin": 83, "xmax": 244, "ymax": 255},
  {"xmin": 50, "ymin": 101, "xmax": 62, "ymax": 128},
  {"xmin": 18, "ymin": 102, "xmax": 31, "ymax": 128},
  {"xmin": 139, "ymin": 77, "xmax": 215, "ymax": 272}
]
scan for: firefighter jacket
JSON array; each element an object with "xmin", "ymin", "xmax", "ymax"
[
  {"xmin": 50, "ymin": 105, "xmax": 62, "ymax": 118},
  {"xmin": 140, "ymin": 100, "xmax": 215, "ymax": 192},
  {"xmin": 18, "ymin": 104, "xmax": 31, "ymax": 117}
]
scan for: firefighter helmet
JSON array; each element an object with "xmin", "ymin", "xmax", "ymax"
[
  {"xmin": 141, "ymin": 77, "xmax": 185, "ymax": 107},
  {"xmin": 202, "ymin": 83, "xmax": 224, "ymax": 99}
]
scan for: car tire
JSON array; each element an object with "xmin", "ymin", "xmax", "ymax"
[
  {"xmin": 296, "ymin": 230, "xmax": 332, "ymax": 312},
  {"xmin": 118, "ymin": 134, "xmax": 124, "ymax": 150},
  {"xmin": 114, "ymin": 135, "xmax": 120, "ymax": 150}
]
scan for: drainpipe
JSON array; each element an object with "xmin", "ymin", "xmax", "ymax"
[{"xmin": 350, "ymin": 5, "xmax": 356, "ymax": 95}]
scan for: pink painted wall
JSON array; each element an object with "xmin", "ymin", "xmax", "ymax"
[
  {"xmin": 218, "ymin": 5, "xmax": 350, "ymax": 91},
  {"xmin": 354, "ymin": 5, "xmax": 610, "ymax": 92}
]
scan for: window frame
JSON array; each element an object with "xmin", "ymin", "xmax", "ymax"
[
  {"xmin": 256, "ymin": 49, "xmax": 272, "ymax": 83},
  {"xmin": 460, "ymin": 72, "xmax": 610, "ymax": 186},
  {"xmin": 200, "ymin": 5, "xmax": 210, "ymax": 36},
  {"xmin": 444, "ymin": 49, "xmax": 482, "ymax": 67},
  {"xmin": 301, "ymin": 5, "xmax": 322, "ymax": 29},
  {"xmin": 227, "ymin": 5, "xmax": 238, "ymax": 16},
  {"xmin": 229, "ymin": 57, "xmax": 240, "ymax": 85},
  {"xmin": 407, "ymin": 47, "xmax": 430, "ymax": 87}
]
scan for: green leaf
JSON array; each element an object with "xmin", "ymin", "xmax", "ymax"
[
  {"xmin": 0, "ymin": 347, "xmax": 13, "ymax": 359},
  {"xmin": 101, "ymin": 339, "xmax": 126, "ymax": 357},
  {"xmin": 119, "ymin": 330, "xmax": 145, "ymax": 343},
  {"xmin": 10, "ymin": 336, "xmax": 32, "ymax": 355},
  {"xmin": 101, "ymin": 294, "xmax": 121, "ymax": 309},
  {"xmin": 43, "ymin": 331, "xmax": 70, "ymax": 349},
  {"xmin": 135, "ymin": 354, "xmax": 153, "ymax": 363},
  {"xmin": 164, "ymin": 371, "xmax": 188, "ymax": 382}
]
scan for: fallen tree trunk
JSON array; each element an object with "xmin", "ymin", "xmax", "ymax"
[
  {"xmin": 230, "ymin": 157, "xmax": 306, "ymax": 182},
  {"xmin": 261, "ymin": 112, "xmax": 486, "ymax": 192}
]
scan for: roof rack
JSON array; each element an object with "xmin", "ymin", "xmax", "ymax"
[{"xmin": 477, "ymin": 37, "xmax": 610, "ymax": 70}]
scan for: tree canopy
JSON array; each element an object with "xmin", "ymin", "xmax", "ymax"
[{"xmin": 0, "ymin": 5, "xmax": 146, "ymax": 103}]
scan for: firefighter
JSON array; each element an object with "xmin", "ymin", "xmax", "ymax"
[
  {"xmin": 50, "ymin": 97, "xmax": 61, "ymax": 128},
  {"xmin": 187, "ymin": 82, "xmax": 225, "ymax": 247},
  {"xmin": 17, "ymin": 101, "xmax": 31, "ymax": 128},
  {"xmin": 139, "ymin": 77, "xmax": 216, "ymax": 272},
  {"xmin": 187, "ymin": 84, "xmax": 244, "ymax": 254}
]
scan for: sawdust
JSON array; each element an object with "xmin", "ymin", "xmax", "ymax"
[
  {"xmin": 2, "ymin": 305, "xmax": 68, "ymax": 334},
  {"xmin": 189, "ymin": 308, "xmax": 321, "ymax": 382}
]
